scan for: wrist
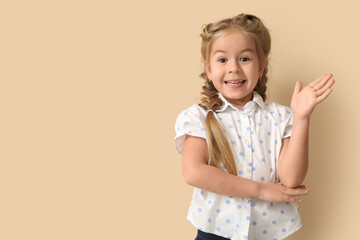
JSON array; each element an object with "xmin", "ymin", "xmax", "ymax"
[
  {"xmin": 254, "ymin": 181, "xmax": 263, "ymax": 199},
  {"xmin": 292, "ymin": 115, "xmax": 310, "ymax": 125}
]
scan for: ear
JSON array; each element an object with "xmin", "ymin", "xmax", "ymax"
[{"xmin": 204, "ymin": 61, "xmax": 212, "ymax": 82}]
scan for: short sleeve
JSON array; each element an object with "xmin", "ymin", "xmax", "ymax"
[
  {"xmin": 280, "ymin": 105, "xmax": 293, "ymax": 139},
  {"xmin": 174, "ymin": 105, "xmax": 207, "ymax": 154}
]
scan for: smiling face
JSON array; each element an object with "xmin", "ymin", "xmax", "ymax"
[{"xmin": 205, "ymin": 29, "xmax": 264, "ymax": 110}]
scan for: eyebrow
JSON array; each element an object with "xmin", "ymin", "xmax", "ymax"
[{"xmin": 213, "ymin": 48, "xmax": 255, "ymax": 54}]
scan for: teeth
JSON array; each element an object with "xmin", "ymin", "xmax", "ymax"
[{"xmin": 226, "ymin": 80, "xmax": 245, "ymax": 85}]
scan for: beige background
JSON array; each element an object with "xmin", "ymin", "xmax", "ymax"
[{"xmin": 1, "ymin": 0, "xmax": 359, "ymax": 239}]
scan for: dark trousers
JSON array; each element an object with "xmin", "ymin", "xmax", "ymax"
[{"xmin": 195, "ymin": 229, "xmax": 230, "ymax": 240}]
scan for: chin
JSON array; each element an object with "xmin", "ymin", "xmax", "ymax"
[{"xmin": 224, "ymin": 91, "xmax": 252, "ymax": 101}]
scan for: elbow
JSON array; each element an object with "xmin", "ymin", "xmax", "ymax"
[
  {"xmin": 279, "ymin": 177, "xmax": 304, "ymax": 188},
  {"xmin": 183, "ymin": 174, "xmax": 195, "ymax": 186},
  {"xmin": 281, "ymin": 181, "xmax": 302, "ymax": 189},
  {"xmin": 182, "ymin": 164, "xmax": 200, "ymax": 187},
  {"xmin": 182, "ymin": 168, "xmax": 193, "ymax": 186},
  {"xmin": 278, "ymin": 166, "xmax": 307, "ymax": 188}
]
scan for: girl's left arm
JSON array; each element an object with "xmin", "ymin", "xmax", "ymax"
[{"xmin": 278, "ymin": 73, "xmax": 335, "ymax": 188}]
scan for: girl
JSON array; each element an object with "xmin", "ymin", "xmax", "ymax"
[{"xmin": 175, "ymin": 14, "xmax": 335, "ymax": 240}]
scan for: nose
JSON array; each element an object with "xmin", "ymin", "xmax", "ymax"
[{"xmin": 228, "ymin": 60, "xmax": 240, "ymax": 73}]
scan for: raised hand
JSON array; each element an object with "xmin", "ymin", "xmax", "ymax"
[{"xmin": 291, "ymin": 73, "xmax": 335, "ymax": 120}]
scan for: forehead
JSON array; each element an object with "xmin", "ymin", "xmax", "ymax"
[{"xmin": 211, "ymin": 30, "xmax": 256, "ymax": 54}]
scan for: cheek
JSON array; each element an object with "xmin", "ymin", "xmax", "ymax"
[
  {"xmin": 248, "ymin": 64, "xmax": 261, "ymax": 78},
  {"xmin": 211, "ymin": 65, "xmax": 225, "ymax": 76},
  {"xmin": 252, "ymin": 70, "xmax": 260, "ymax": 79}
]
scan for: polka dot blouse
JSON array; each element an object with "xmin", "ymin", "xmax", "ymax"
[{"xmin": 175, "ymin": 92, "xmax": 302, "ymax": 240}]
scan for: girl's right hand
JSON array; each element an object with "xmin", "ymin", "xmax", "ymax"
[{"xmin": 257, "ymin": 183, "xmax": 310, "ymax": 204}]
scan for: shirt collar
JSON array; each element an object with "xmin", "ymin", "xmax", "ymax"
[{"xmin": 216, "ymin": 91, "xmax": 265, "ymax": 112}]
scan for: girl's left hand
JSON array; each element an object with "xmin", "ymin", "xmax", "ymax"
[{"xmin": 291, "ymin": 73, "xmax": 335, "ymax": 120}]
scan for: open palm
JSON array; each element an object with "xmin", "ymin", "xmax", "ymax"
[{"xmin": 291, "ymin": 73, "xmax": 335, "ymax": 119}]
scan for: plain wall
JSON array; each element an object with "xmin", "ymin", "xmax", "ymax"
[{"xmin": 1, "ymin": 0, "xmax": 359, "ymax": 239}]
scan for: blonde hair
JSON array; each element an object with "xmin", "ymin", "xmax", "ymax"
[{"xmin": 198, "ymin": 13, "xmax": 271, "ymax": 175}]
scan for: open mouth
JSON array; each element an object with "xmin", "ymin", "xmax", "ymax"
[{"xmin": 224, "ymin": 80, "xmax": 246, "ymax": 86}]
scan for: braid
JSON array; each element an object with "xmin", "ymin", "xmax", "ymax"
[
  {"xmin": 198, "ymin": 80, "xmax": 222, "ymax": 111},
  {"xmin": 197, "ymin": 13, "xmax": 271, "ymax": 175},
  {"xmin": 199, "ymin": 79, "xmax": 237, "ymax": 175},
  {"xmin": 254, "ymin": 66, "xmax": 269, "ymax": 101}
]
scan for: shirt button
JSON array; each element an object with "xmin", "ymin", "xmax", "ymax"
[{"xmin": 245, "ymin": 167, "xmax": 252, "ymax": 173}]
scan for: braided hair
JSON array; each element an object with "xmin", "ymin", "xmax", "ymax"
[{"xmin": 198, "ymin": 14, "xmax": 271, "ymax": 175}]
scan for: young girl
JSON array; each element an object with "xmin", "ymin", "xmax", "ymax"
[{"xmin": 174, "ymin": 13, "xmax": 335, "ymax": 240}]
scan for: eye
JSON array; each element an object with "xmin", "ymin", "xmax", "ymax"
[
  {"xmin": 217, "ymin": 58, "xmax": 228, "ymax": 63},
  {"xmin": 240, "ymin": 57, "xmax": 250, "ymax": 62}
]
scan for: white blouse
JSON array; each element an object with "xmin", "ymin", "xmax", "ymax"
[{"xmin": 175, "ymin": 92, "xmax": 301, "ymax": 240}]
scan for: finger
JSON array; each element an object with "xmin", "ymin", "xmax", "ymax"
[
  {"xmin": 285, "ymin": 187, "xmax": 310, "ymax": 196},
  {"xmin": 313, "ymin": 74, "xmax": 334, "ymax": 91},
  {"xmin": 289, "ymin": 197, "xmax": 302, "ymax": 204},
  {"xmin": 308, "ymin": 76, "xmax": 323, "ymax": 88},
  {"xmin": 316, "ymin": 88, "xmax": 333, "ymax": 103},
  {"xmin": 293, "ymin": 81, "xmax": 302, "ymax": 95},
  {"xmin": 315, "ymin": 79, "xmax": 335, "ymax": 96},
  {"xmin": 281, "ymin": 184, "xmax": 307, "ymax": 189},
  {"xmin": 308, "ymin": 74, "xmax": 331, "ymax": 88}
]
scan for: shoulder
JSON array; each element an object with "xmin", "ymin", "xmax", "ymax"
[
  {"xmin": 174, "ymin": 104, "xmax": 208, "ymax": 154},
  {"xmin": 263, "ymin": 101, "xmax": 292, "ymax": 120},
  {"xmin": 176, "ymin": 104, "xmax": 208, "ymax": 121},
  {"xmin": 175, "ymin": 104, "xmax": 208, "ymax": 136}
]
